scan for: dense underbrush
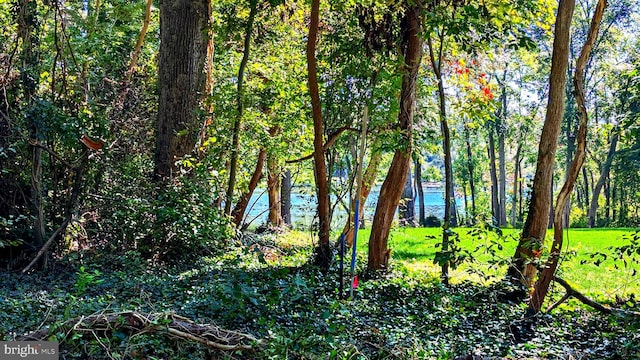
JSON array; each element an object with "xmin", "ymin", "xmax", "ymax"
[{"xmin": 1, "ymin": 231, "xmax": 639, "ymax": 359}]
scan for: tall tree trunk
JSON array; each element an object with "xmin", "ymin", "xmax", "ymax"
[
  {"xmin": 507, "ymin": 0, "xmax": 575, "ymax": 287},
  {"xmin": 588, "ymin": 132, "xmax": 618, "ymax": 227},
  {"xmin": 498, "ymin": 73, "xmax": 508, "ymax": 227},
  {"xmin": 415, "ymin": 157, "xmax": 426, "ymax": 226},
  {"xmin": 530, "ymin": 0, "xmax": 606, "ymax": 313},
  {"xmin": 19, "ymin": 0, "xmax": 46, "ymax": 255},
  {"xmin": 399, "ymin": 164, "xmax": 415, "ymax": 226},
  {"xmin": 267, "ymin": 155, "xmax": 283, "ymax": 227},
  {"xmin": 548, "ymin": 176, "xmax": 555, "ymax": 229},
  {"xmin": 582, "ymin": 162, "xmax": 589, "ymax": 212},
  {"xmin": 368, "ymin": 2, "xmax": 422, "ymax": 272},
  {"xmin": 307, "ymin": 0, "xmax": 331, "ymax": 270},
  {"xmin": 511, "ymin": 145, "xmax": 522, "ymax": 227},
  {"xmin": 224, "ymin": 0, "xmax": 257, "ymax": 214},
  {"xmin": 518, "ymin": 158, "xmax": 524, "ymax": 223},
  {"xmin": 604, "ymin": 176, "xmax": 611, "ymax": 221},
  {"xmin": 154, "ymin": 0, "xmax": 210, "ymax": 179},
  {"xmin": 488, "ymin": 128, "xmax": 500, "ymax": 225},
  {"xmin": 464, "ymin": 126, "xmax": 476, "ymax": 223},
  {"xmin": 427, "ymin": 26, "xmax": 455, "ymax": 283},
  {"xmin": 281, "ymin": 169, "xmax": 292, "ymax": 226}
]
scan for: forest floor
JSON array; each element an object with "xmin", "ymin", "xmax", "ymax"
[{"xmin": 1, "ymin": 228, "xmax": 639, "ymax": 359}]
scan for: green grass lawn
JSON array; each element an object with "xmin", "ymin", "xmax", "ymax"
[{"xmin": 351, "ymin": 227, "xmax": 639, "ymax": 302}]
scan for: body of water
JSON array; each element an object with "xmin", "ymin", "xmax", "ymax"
[{"xmin": 243, "ymin": 183, "xmax": 459, "ymax": 229}]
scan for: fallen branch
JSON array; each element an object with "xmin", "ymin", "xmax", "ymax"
[
  {"xmin": 549, "ymin": 277, "xmax": 640, "ymax": 317},
  {"xmin": 16, "ymin": 311, "xmax": 264, "ymax": 352},
  {"xmin": 21, "ymin": 218, "xmax": 70, "ymax": 273}
]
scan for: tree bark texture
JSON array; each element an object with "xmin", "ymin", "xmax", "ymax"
[
  {"xmin": 399, "ymin": 164, "xmax": 415, "ymax": 226},
  {"xmin": 368, "ymin": 2, "xmax": 422, "ymax": 272},
  {"xmin": 588, "ymin": 132, "xmax": 618, "ymax": 227},
  {"xmin": 507, "ymin": 0, "xmax": 576, "ymax": 287},
  {"xmin": 267, "ymin": 155, "xmax": 283, "ymax": 227},
  {"xmin": 155, "ymin": 0, "xmax": 210, "ymax": 179},
  {"xmin": 225, "ymin": 0, "xmax": 257, "ymax": 214},
  {"xmin": 307, "ymin": 0, "xmax": 332, "ymax": 269},
  {"xmin": 531, "ymin": 0, "xmax": 606, "ymax": 313},
  {"xmin": 281, "ymin": 169, "xmax": 292, "ymax": 226}
]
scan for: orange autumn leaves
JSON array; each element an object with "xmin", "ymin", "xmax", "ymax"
[{"xmin": 451, "ymin": 58, "xmax": 494, "ymax": 102}]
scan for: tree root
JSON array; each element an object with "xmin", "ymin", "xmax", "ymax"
[
  {"xmin": 16, "ymin": 311, "xmax": 263, "ymax": 352},
  {"xmin": 549, "ymin": 277, "xmax": 640, "ymax": 317}
]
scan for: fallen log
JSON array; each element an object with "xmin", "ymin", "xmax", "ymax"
[
  {"xmin": 548, "ymin": 277, "xmax": 640, "ymax": 318},
  {"xmin": 16, "ymin": 311, "xmax": 263, "ymax": 352}
]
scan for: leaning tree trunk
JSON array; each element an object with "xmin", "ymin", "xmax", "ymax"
[
  {"xmin": 507, "ymin": 0, "xmax": 575, "ymax": 288},
  {"xmin": 530, "ymin": 0, "xmax": 606, "ymax": 313},
  {"xmin": 307, "ymin": 0, "xmax": 332, "ymax": 270},
  {"xmin": 588, "ymin": 131, "xmax": 618, "ymax": 227},
  {"xmin": 154, "ymin": 0, "xmax": 210, "ymax": 179},
  {"xmin": 231, "ymin": 149, "xmax": 266, "ymax": 226},
  {"xmin": 368, "ymin": 2, "xmax": 423, "ymax": 272}
]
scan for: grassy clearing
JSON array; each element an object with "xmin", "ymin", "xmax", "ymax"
[{"xmin": 353, "ymin": 227, "xmax": 640, "ymax": 301}]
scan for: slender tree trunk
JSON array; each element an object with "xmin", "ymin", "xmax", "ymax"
[
  {"xmin": 518, "ymin": 158, "xmax": 524, "ymax": 223},
  {"xmin": 511, "ymin": 145, "xmax": 521, "ymax": 227},
  {"xmin": 464, "ymin": 126, "xmax": 476, "ymax": 223},
  {"xmin": 307, "ymin": 0, "xmax": 332, "ymax": 269},
  {"xmin": 427, "ymin": 27, "xmax": 455, "ymax": 283},
  {"xmin": 267, "ymin": 155, "xmax": 283, "ymax": 227},
  {"xmin": 343, "ymin": 150, "xmax": 381, "ymax": 247},
  {"xmin": 530, "ymin": 0, "xmax": 606, "ymax": 313},
  {"xmin": 368, "ymin": 2, "xmax": 422, "ymax": 272},
  {"xmin": 604, "ymin": 176, "xmax": 611, "ymax": 221},
  {"xmin": 399, "ymin": 163, "xmax": 415, "ymax": 226},
  {"xmin": 225, "ymin": 0, "xmax": 258, "ymax": 214},
  {"xmin": 415, "ymin": 157, "xmax": 426, "ymax": 226},
  {"xmin": 154, "ymin": 0, "xmax": 210, "ymax": 179},
  {"xmin": 19, "ymin": 0, "xmax": 45, "ymax": 255},
  {"xmin": 488, "ymin": 129, "xmax": 500, "ymax": 225},
  {"xmin": 588, "ymin": 132, "xmax": 618, "ymax": 227},
  {"xmin": 281, "ymin": 169, "xmax": 292, "ymax": 226},
  {"xmin": 498, "ymin": 74, "xmax": 508, "ymax": 227},
  {"xmin": 507, "ymin": 0, "xmax": 575, "ymax": 287},
  {"xmin": 549, "ymin": 176, "xmax": 555, "ymax": 229},
  {"xmin": 231, "ymin": 149, "xmax": 266, "ymax": 226}
]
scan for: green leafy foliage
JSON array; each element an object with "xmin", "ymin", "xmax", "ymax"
[{"xmin": 1, "ymin": 230, "xmax": 639, "ymax": 359}]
